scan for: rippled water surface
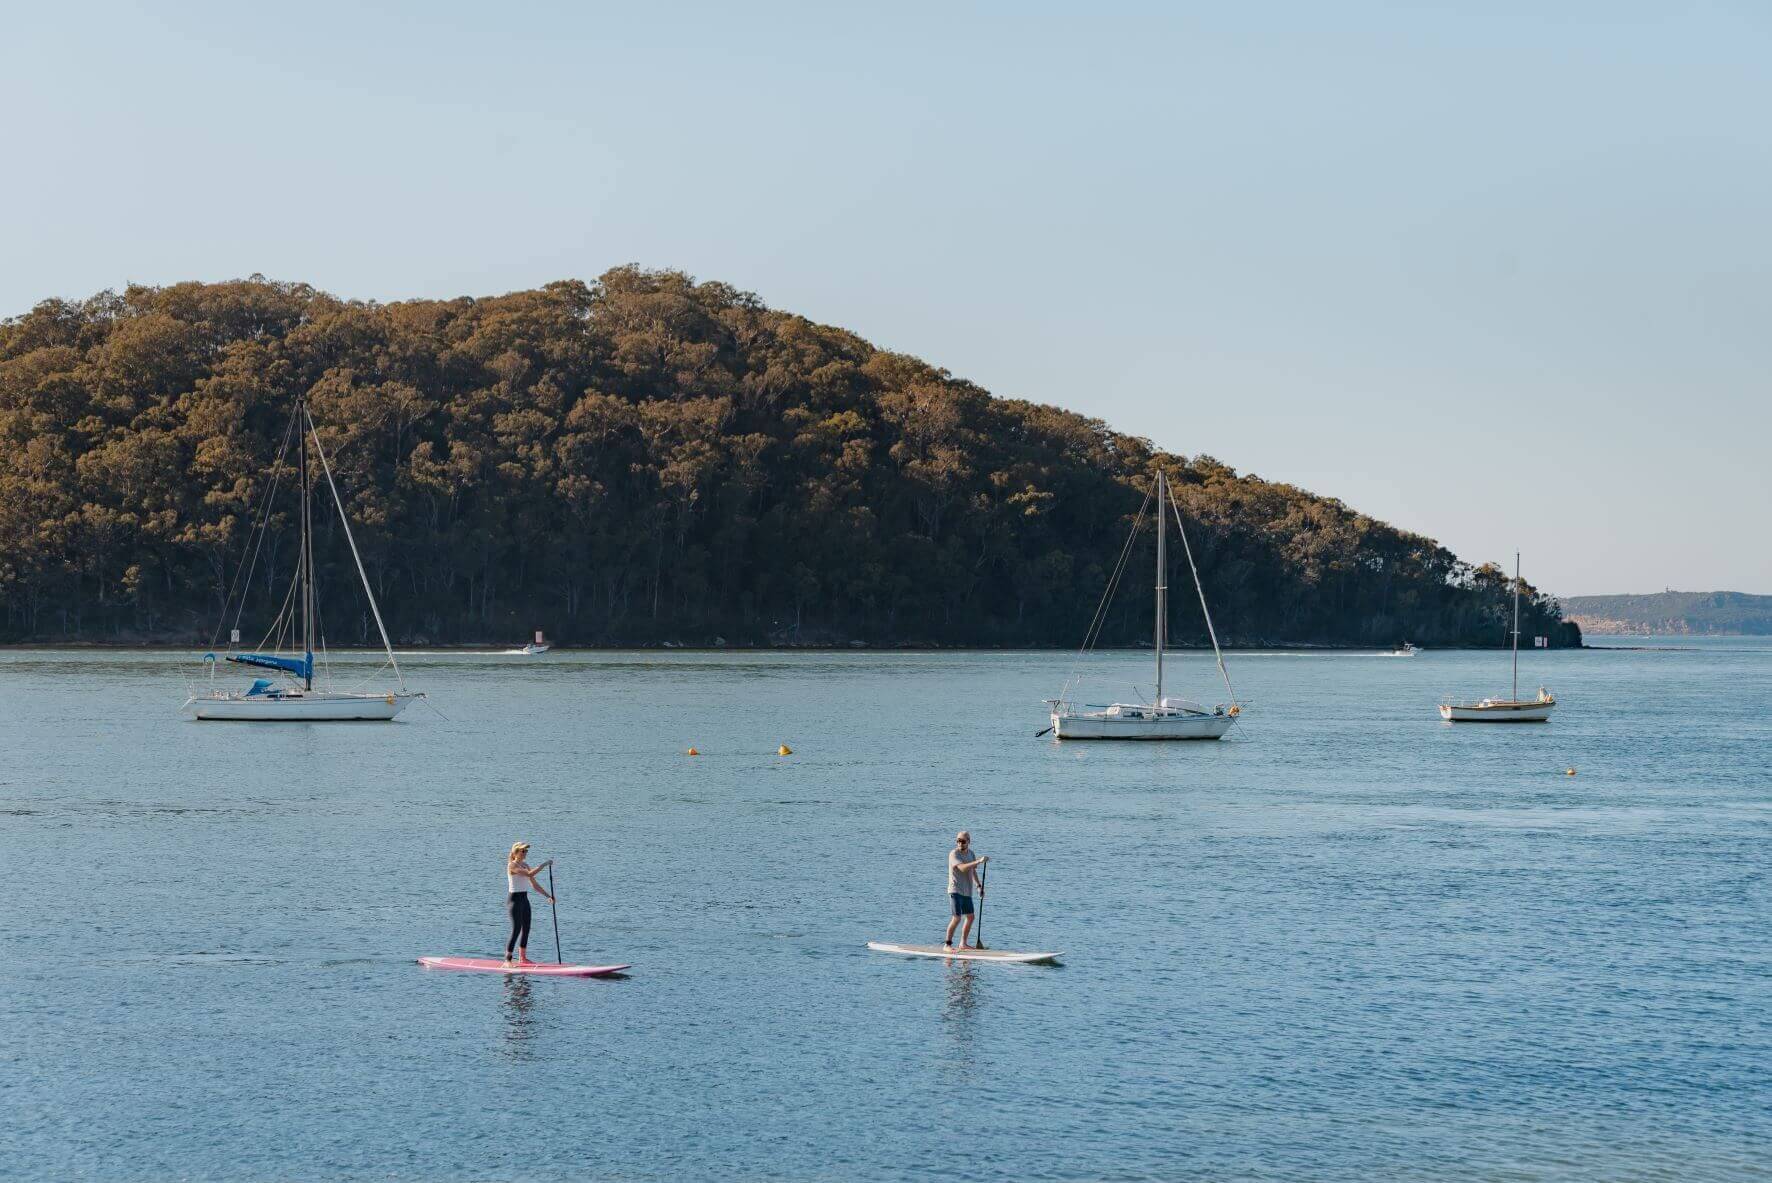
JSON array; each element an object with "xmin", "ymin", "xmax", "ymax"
[{"xmin": 2, "ymin": 641, "xmax": 1768, "ymax": 1180}]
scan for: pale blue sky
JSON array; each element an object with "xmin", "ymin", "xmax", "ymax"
[{"xmin": 4, "ymin": 1, "xmax": 1767, "ymax": 594}]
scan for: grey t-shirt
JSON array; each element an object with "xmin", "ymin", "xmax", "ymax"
[{"xmin": 948, "ymin": 847, "xmax": 981, "ymax": 896}]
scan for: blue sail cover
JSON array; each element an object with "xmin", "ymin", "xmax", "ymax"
[{"xmin": 228, "ymin": 652, "xmax": 312, "ymax": 681}]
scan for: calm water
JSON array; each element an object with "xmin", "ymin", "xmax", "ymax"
[{"xmin": 2, "ymin": 641, "xmax": 1768, "ymax": 1181}]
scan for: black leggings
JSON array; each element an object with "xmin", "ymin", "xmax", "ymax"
[{"xmin": 506, "ymin": 891, "xmax": 532, "ymax": 956}]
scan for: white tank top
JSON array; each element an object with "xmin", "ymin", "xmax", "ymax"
[{"xmin": 508, "ymin": 865, "xmax": 529, "ymax": 893}]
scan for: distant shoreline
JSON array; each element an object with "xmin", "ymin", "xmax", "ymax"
[{"xmin": 1564, "ymin": 591, "xmax": 1772, "ymax": 637}]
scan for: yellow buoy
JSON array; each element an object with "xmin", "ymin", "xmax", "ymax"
[
  {"xmin": 686, "ymin": 747, "xmax": 700, "ymax": 756},
  {"xmin": 1565, "ymin": 767, "xmax": 1576, "ymax": 776},
  {"xmin": 778, "ymin": 744, "xmax": 793, "ymax": 756}
]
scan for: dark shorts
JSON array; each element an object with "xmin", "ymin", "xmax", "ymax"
[{"xmin": 950, "ymin": 892, "xmax": 974, "ymax": 917}]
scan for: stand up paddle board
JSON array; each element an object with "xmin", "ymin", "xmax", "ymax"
[
  {"xmin": 867, "ymin": 942, "xmax": 1061, "ymax": 965},
  {"xmin": 418, "ymin": 956, "xmax": 631, "ymax": 977}
]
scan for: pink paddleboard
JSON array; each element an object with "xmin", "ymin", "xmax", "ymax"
[{"xmin": 418, "ymin": 956, "xmax": 631, "ymax": 977}]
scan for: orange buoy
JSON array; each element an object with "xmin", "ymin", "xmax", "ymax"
[{"xmin": 686, "ymin": 747, "xmax": 700, "ymax": 757}]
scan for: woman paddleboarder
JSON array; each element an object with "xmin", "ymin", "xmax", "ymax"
[{"xmin": 504, "ymin": 841, "xmax": 555, "ymax": 966}]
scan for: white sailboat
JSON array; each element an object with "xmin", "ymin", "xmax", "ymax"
[
  {"xmin": 184, "ymin": 393, "xmax": 422, "ymax": 721},
  {"xmin": 1046, "ymin": 469, "xmax": 1240, "ymax": 740},
  {"xmin": 1438, "ymin": 552, "xmax": 1555, "ymax": 723}
]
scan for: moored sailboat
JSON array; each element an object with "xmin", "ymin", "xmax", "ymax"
[
  {"xmin": 1438, "ymin": 552, "xmax": 1555, "ymax": 723},
  {"xmin": 1046, "ymin": 469, "xmax": 1240, "ymax": 740},
  {"xmin": 184, "ymin": 393, "xmax": 422, "ymax": 721}
]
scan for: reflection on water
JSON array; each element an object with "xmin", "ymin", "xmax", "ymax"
[
  {"xmin": 942, "ymin": 960, "xmax": 979, "ymax": 1054},
  {"xmin": 501, "ymin": 975, "xmax": 536, "ymax": 1060}
]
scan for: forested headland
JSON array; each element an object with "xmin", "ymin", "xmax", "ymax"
[
  {"xmin": 1564, "ymin": 591, "xmax": 1772, "ymax": 636},
  {"xmin": 0, "ymin": 269, "xmax": 1578, "ymax": 649}
]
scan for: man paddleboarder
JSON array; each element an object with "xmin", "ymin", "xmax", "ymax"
[{"xmin": 944, "ymin": 831, "xmax": 989, "ymax": 951}]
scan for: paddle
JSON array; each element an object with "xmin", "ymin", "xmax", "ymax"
[
  {"xmin": 975, "ymin": 859, "xmax": 987, "ymax": 950},
  {"xmin": 548, "ymin": 863, "xmax": 563, "ymax": 964}
]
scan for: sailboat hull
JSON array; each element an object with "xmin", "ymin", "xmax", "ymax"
[
  {"xmin": 1439, "ymin": 700, "xmax": 1555, "ymax": 723},
  {"xmin": 1052, "ymin": 711, "xmax": 1235, "ymax": 740},
  {"xmin": 185, "ymin": 691, "xmax": 418, "ymax": 721}
]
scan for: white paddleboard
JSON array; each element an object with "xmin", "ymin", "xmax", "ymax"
[
  {"xmin": 867, "ymin": 942, "xmax": 1061, "ymax": 964},
  {"xmin": 418, "ymin": 956, "xmax": 631, "ymax": 977}
]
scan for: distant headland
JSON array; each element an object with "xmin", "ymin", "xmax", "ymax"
[
  {"xmin": 1563, "ymin": 591, "xmax": 1772, "ymax": 636},
  {"xmin": 0, "ymin": 269, "xmax": 1578, "ymax": 650}
]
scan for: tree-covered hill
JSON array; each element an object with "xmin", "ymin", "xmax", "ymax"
[
  {"xmin": 1563, "ymin": 591, "xmax": 1772, "ymax": 635},
  {"xmin": 0, "ymin": 269, "xmax": 1577, "ymax": 648}
]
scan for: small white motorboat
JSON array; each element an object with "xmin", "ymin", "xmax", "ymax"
[
  {"xmin": 1389, "ymin": 642, "xmax": 1420, "ymax": 657},
  {"xmin": 1439, "ymin": 552, "xmax": 1556, "ymax": 724},
  {"xmin": 519, "ymin": 631, "xmax": 551, "ymax": 655}
]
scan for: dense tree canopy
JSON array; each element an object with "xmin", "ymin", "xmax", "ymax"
[{"xmin": 0, "ymin": 270, "xmax": 1577, "ymax": 648}]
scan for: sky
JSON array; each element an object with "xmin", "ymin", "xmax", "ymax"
[{"xmin": 3, "ymin": 1, "xmax": 1767, "ymax": 596}]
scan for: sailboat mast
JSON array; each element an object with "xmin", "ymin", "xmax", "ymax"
[
  {"xmin": 1155, "ymin": 470, "xmax": 1167, "ymax": 703},
  {"xmin": 307, "ymin": 404, "xmax": 407, "ymax": 690},
  {"xmin": 1511, "ymin": 551, "xmax": 1521, "ymax": 702},
  {"xmin": 299, "ymin": 399, "xmax": 314, "ymax": 691}
]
